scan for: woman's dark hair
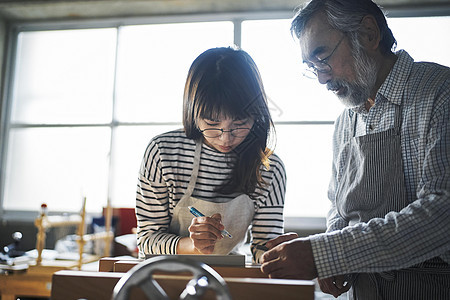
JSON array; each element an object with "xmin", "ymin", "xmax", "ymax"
[
  {"xmin": 291, "ymin": 0, "xmax": 397, "ymax": 55},
  {"xmin": 183, "ymin": 47, "xmax": 274, "ymax": 196}
]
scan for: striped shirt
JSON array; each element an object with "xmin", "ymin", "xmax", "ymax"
[
  {"xmin": 136, "ymin": 129, "xmax": 286, "ymax": 263},
  {"xmin": 310, "ymin": 50, "xmax": 450, "ymax": 278}
]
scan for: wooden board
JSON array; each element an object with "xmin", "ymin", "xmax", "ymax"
[
  {"xmin": 114, "ymin": 260, "xmax": 267, "ymax": 278},
  {"xmin": 0, "ymin": 272, "xmax": 53, "ymax": 300},
  {"xmin": 99, "ymin": 257, "xmax": 267, "ymax": 278},
  {"xmin": 0, "ymin": 258, "xmax": 100, "ymax": 300},
  {"xmin": 51, "ymin": 270, "xmax": 315, "ymax": 300}
]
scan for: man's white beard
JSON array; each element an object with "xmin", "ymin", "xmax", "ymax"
[{"xmin": 327, "ymin": 46, "xmax": 379, "ymax": 108}]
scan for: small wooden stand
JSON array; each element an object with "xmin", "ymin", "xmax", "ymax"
[{"xmin": 34, "ymin": 198, "xmax": 114, "ymax": 269}]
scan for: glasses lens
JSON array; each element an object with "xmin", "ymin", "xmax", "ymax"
[
  {"xmin": 202, "ymin": 129, "xmax": 222, "ymax": 137},
  {"xmin": 231, "ymin": 128, "xmax": 250, "ymax": 137},
  {"xmin": 302, "ymin": 69, "xmax": 317, "ymax": 79},
  {"xmin": 302, "ymin": 63, "xmax": 317, "ymax": 79},
  {"xmin": 302, "ymin": 61, "xmax": 332, "ymax": 79},
  {"xmin": 201, "ymin": 128, "xmax": 251, "ymax": 138}
]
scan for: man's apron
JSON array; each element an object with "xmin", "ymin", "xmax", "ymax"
[
  {"xmin": 335, "ymin": 105, "xmax": 450, "ymax": 299},
  {"xmin": 169, "ymin": 141, "xmax": 255, "ymax": 255}
]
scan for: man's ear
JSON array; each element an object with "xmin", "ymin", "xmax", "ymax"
[{"xmin": 360, "ymin": 15, "xmax": 381, "ymax": 50}]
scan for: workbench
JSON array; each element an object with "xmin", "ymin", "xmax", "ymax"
[{"xmin": 51, "ymin": 257, "xmax": 315, "ymax": 300}]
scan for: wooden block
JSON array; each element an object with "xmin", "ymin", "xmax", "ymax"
[
  {"xmin": 99, "ymin": 257, "xmax": 127, "ymax": 272},
  {"xmin": 113, "ymin": 260, "xmax": 267, "ymax": 278},
  {"xmin": 104, "ymin": 256, "xmax": 267, "ymax": 279}
]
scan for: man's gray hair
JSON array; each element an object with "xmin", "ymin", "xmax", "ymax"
[{"xmin": 291, "ymin": 0, "xmax": 397, "ymax": 55}]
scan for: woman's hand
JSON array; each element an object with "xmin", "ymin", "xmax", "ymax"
[{"xmin": 188, "ymin": 213, "xmax": 224, "ymax": 254}]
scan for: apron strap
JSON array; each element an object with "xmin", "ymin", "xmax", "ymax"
[
  {"xmin": 182, "ymin": 141, "xmax": 202, "ymax": 201},
  {"xmin": 393, "ymin": 102, "xmax": 403, "ymax": 134}
]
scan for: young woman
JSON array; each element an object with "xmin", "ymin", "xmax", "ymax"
[{"xmin": 136, "ymin": 47, "xmax": 286, "ymax": 263}]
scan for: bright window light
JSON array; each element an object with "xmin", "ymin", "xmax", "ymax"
[
  {"xmin": 4, "ymin": 127, "xmax": 111, "ymax": 212},
  {"xmin": 242, "ymin": 19, "xmax": 341, "ymax": 217},
  {"xmin": 11, "ymin": 29, "xmax": 117, "ymax": 124},
  {"xmin": 115, "ymin": 22, "xmax": 234, "ymax": 123},
  {"xmin": 387, "ymin": 16, "xmax": 450, "ymax": 67}
]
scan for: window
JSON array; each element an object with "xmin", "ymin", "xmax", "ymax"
[
  {"xmin": 1, "ymin": 14, "xmax": 449, "ymax": 221},
  {"xmin": 387, "ymin": 16, "xmax": 450, "ymax": 66},
  {"xmin": 4, "ymin": 28, "xmax": 117, "ymax": 213},
  {"xmin": 241, "ymin": 19, "xmax": 341, "ymax": 217},
  {"xmin": 2, "ymin": 21, "xmax": 234, "ymax": 214}
]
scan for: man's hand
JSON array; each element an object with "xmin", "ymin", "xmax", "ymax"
[
  {"xmin": 318, "ymin": 275, "xmax": 352, "ymax": 298},
  {"xmin": 260, "ymin": 236, "xmax": 318, "ymax": 280},
  {"xmin": 265, "ymin": 232, "xmax": 299, "ymax": 249}
]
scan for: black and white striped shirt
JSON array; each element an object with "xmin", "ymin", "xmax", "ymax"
[{"xmin": 136, "ymin": 129, "xmax": 286, "ymax": 262}]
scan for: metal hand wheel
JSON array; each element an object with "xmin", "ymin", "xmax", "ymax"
[{"xmin": 112, "ymin": 256, "xmax": 231, "ymax": 300}]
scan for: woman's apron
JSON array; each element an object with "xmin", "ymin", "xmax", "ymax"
[
  {"xmin": 168, "ymin": 141, "xmax": 255, "ymax": 255},
  {"xmin": 335, "ymin": 105, "xmax": 450, "ymax": 299}
]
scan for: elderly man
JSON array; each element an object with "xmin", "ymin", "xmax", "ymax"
[{"xmin": 260, "ymin": 0, "xmax": 450, "ymax": 299}]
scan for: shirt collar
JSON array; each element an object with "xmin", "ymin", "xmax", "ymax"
[{"xmin": 377, "ymin": 50, "xmax": 414, "ymax": 106}]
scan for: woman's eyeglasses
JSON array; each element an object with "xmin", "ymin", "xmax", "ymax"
[{"xmin": 199, "ymin": 128, "xmax": 251, "ymax": 138}]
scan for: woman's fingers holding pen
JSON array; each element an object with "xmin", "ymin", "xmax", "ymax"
[
  {"xmin": 209, "ymin": 213, "xmax": 224, "ymax": 228},
  {"xmin": 188, "ymin": 213, "xmax": 225, "ymax": 253},
  {"xmin": 189, "ymin": 216, "xmax": 224, "ymax": 239},
  {"xmin": 191, "ymin": 213, "xmax": 224, "ymax": 228},
  {"xmin": 201, "ymin": 213, "xmax": 225, "ymax": 235}
]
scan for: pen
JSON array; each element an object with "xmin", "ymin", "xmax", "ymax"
[{"xmin": 188, "ymin": 206, "xmax": 233, "ymax": 238}]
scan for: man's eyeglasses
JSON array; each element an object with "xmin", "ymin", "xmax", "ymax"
[
  {"xmin": 302, "ymin": 35, "xmax": 345, "ymax": 79},
  {"xmin": 199, "ymin": 128, "xmax": 251, "ymax": 138}
]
